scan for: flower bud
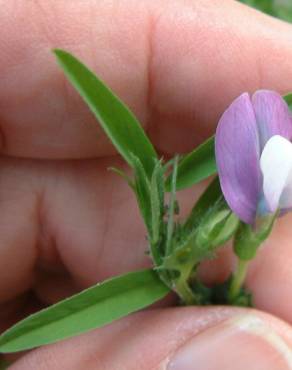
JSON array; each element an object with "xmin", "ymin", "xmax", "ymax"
[{"xmin": 195, "ymin": 201, "xmax": 239, "ymax": 250}]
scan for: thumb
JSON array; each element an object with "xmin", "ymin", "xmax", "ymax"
[{"xmin": 8, "ymin": 307, "xmax": 292, "ymax": 370}]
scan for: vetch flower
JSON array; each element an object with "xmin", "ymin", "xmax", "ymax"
[{"xmin": 215, "ymin": 90, "xmax": 292, "ymax": 224}]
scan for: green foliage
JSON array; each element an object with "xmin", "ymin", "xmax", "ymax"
[
  {"xmin": 54, "ymin": 49, "xmax": 157, "ymax": 178},
  {"xmin": 239, "ymin": 0, "xmax": 292, "ymax": 23},
  {"xmin": 284, "ymin": 92, "xmax": 292, "ymax": 110},
  {"xmin": 0, "ymin": 270, "xmax": 169, "ymax": 353}
]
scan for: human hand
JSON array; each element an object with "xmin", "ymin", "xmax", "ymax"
[{"xmin": 1, "ymin": 0, "xmax": 292, "ymax": 368}]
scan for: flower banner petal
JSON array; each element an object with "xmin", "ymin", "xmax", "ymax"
[
  {"xmin": 260, "ymin": 135, "xmax": 292, "ymax": 212},
  {"xmin": 252, "ymin": 90, "xmax": 292, "ymax": 149},
  {"xmin": 215, "ymin": 93, "xmax": 261, "ymax": 224}
]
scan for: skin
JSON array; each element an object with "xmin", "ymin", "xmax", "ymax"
[{"xmin": 1, "ymin": 0, "xmax": 292, "ymax": 368}]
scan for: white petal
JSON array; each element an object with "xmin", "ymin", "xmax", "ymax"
[{"xmin": 260, "ymin": 135, "xmax": 292, "ymax": 212}]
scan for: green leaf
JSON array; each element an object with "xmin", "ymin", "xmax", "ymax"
[
  {"xmin": 0, "ymin": 269, "xmax": 169, "ymax": 353},
  {"xmin": 238, "ymin": 0, "xmax": 292, "ymax": 23},
  {"xmin": 284, "ymin": 93, "xmax": 292, "ymax": 110},
  {"xmin": 238, "ymin": 0, "xmax": 274, "ymax": 15},
  {"xmin": 166, "ymin": 136, "xmax": 217, "ymax": 191},
  {"xmin": 184, "ymin": 176, "xmax": 222, "ymax": 230},
  {"xmin": 54, "ymin": 49, "xmax": 157, "ymax": 177}
]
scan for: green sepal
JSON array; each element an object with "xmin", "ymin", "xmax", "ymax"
[
  {"xmin": 163, "ymin": 178, "xmax": 238, "ymax": 273},
  {"xmin": 184, "ymin": 177, "xmax": 239, "ymax": 252},
  {"xmin": 195, "ymin": 209, "xmax": 239, "ymax": 250},
  {"xmin": 161, "ymin": 177, "xmax": 240, "ymax": 305},
  {"xmin": 234, "ymin": 213, "xmax": 277, "ymax": 261}
]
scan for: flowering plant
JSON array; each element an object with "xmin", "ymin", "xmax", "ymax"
[{"xmin": 0, "ymin": 50, "xmax": 290, "ymax": 353}]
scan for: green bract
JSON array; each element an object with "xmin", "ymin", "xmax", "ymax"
[{"xmin": 234, "ymin": 213, "xmax": 276, "ymax": 261}]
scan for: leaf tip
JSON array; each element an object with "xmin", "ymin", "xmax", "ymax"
[{"xmin": 52, "ymin": 48, "xmax": 66, "ymax": 57}]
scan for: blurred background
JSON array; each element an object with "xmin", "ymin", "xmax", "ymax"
[{"xmin": 240, "ymin": 0, "xmax": 292, "ymax": 22}]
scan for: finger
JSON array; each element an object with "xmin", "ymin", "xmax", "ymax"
[
  {"xmin": 1, "ymin": 0, "xmax": 292, "ymax": 158},
  {"xmin": 8, "ymin": 307, "xmax": 292, "ymax": 370}
]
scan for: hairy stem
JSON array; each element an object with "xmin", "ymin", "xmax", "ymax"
[{"xmin": 174, "ymin": 264, "xmax": 201, "ymax": 305}]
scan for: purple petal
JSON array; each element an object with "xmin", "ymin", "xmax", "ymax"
[
  {"xmin": 252, "ymin": 90, "xmax": 292, "ymax": 149},
  {"xmin": 215, "ymin": 93, "xmax": 261, "ymax": 224}
]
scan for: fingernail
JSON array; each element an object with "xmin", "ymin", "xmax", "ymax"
[{"xmin": 167, "ymin": 314, "xmax": 292, "ymax": 370}]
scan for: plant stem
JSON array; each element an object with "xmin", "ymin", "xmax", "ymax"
[
  {"xmin": 174, "ymin": 263, "xmax": 202, "ymax": 305},
  {"xmin": 175, "ymin": 278, "xmax": 197, "ymax": 305},
  {"xmin": 228, "ymin": 258, "xmax": 249, "ymax": 302}
]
